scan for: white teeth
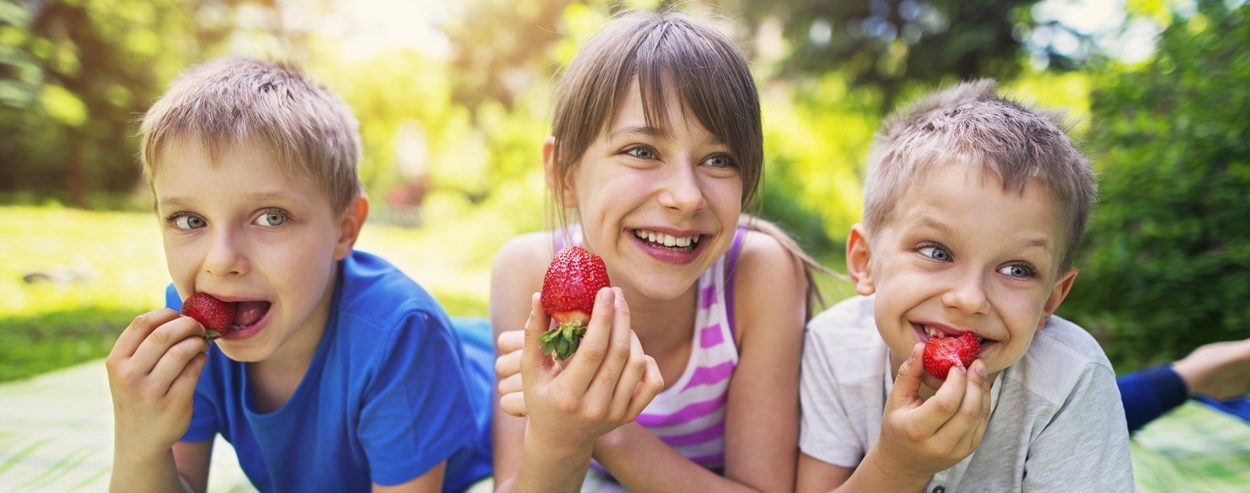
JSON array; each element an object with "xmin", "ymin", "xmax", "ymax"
[{"xmin": 634, "ymin": 230, "xmax": 699, "ymax": 248}]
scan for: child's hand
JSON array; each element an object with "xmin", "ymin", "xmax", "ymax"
[
  {"xmin": 869, "ymin": 343, "xmax": 991, "ymax": 481},
  {"xmin": 106, "ymin": 308, "xmax": 209, "ymax": 457},
  {"xmin": 495, "ymin": 329, "xmax": 526, "ymax": 416},
  {"xmin": 514, "ymin": 287, "xmax": 663, "ymax": 453},
  {"xmin": 1173, "ymin": 337, "xmax": 1250, "ymax": 400}
]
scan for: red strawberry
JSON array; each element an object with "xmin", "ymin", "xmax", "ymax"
[
  {"xmin": 540, "ymin": 246, "xmax": 611, "ymax": 360},
  {"xmin": 181, "ymin": 293, "xmax": 236, "ymax": 339},
  {"xmin": 922, "ymin": 332, "xmax": 981, "ymax": 380}
]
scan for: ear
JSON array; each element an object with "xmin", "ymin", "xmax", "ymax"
[
  {"xmin": 1037, "ymin": 267, "xmax": 1078, "ymax": 330},
  {"xmin": 846, "ymin": 224, "xmax": 876, "ymax": 296},
  {"xmin": 333, "ymin": 195, "xmax": 369, "ymax": 261},
  {"xmin": 542, "ymin": 136, "xmax": 577, "ymax": 208}
]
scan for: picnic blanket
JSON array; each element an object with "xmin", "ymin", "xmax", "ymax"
[
  {"xmin": 3, "ymin": 343, "xmax": 1247, "ymax": 491},
  {"xmin": 1131, "ymin": 398, "xmax": 1250, "ymax": 492}
]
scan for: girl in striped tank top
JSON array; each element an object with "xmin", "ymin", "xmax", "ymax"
[{"xmin": 489, "ymin": 10, "xmax": 827, "ymax": 493}]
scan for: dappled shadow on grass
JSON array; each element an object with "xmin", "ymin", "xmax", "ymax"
[{"xmin": 0, "ymin": 307, "xmax": 134, "ymax": 383}]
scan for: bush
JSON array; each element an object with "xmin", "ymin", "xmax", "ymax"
[{"xmin": 1065, "ymin": 2, "xmax": 1250, "ymax": 372}]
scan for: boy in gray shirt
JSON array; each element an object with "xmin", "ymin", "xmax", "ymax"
[{"xmin": 797, "ymin": 80, "xmax": 1133, "ymax": 492}]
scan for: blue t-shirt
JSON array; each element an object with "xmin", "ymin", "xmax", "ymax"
[{"xmin": 171, "ymin": 250, "xmax": 491, "ymax": 492}]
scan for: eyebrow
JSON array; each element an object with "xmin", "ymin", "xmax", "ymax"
[
  {"xmin": 607, "ymin": 125, "xmax": 727, "ymax": 148},
  {"xmin": 157, "ymin": 191, "xmax": 302, "ymax": 208},
  {"xmin": 916, "ymin": 216, "xmax": 1052, "ymax": 251}
]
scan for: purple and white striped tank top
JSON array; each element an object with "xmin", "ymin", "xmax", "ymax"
[{"xmin": 559, "ymin": 226, "xmax": 745, "ymax": 472}]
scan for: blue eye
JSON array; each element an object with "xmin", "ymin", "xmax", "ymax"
[
  {"xmin": 169, "ymin": 213, "xmax": 206, "ymax": 230},
  {"xmin": 703, "ymin": 154, "xmax": 736, "ymax": 169},
  {"xmin": 918, "ymin": 244, "xmax": 951, "ymax": 262},
  {"xmin": 625, "ymin": 146, "xmax": 657, "ymax": 160},
  {"xmin": 999, "ymin": 263, "xmax": 1036, "ymax": 278},
  {"xmin": 254, "ymin": 209, "xmax": 289, "ymax": 227}
]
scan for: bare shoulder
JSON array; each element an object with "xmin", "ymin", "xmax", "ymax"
[
  {"xmin": 732, "ymin": 229, "xmax": 807, "ymax": 341},
  {"xmin": 734, "ymin": 229, "xmax": 805, "ymax": 286},
  {"xmin": 490, "ymin": 231, "xmax": 556, "ymax": 336}
]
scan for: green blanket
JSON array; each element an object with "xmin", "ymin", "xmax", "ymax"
[{"xmin": 1132, "ymin": 400, "xmax": 1250, "ymax": 492}]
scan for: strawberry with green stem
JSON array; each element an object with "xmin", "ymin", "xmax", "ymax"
[{"xmin": 539, "ymin": 246, "xmax": 611, "ymax": 360}]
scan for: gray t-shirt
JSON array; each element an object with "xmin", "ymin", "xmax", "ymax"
[{"xmin": 800, "ymin": 295, "xmax": 1133, "ymax": 492}]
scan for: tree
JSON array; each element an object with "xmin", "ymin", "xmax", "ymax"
[{"xmin": 1066, "ymin": 1, "xmax": 1250, "ymax": 370}]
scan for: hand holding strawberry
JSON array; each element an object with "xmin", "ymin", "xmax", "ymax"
[
  {"xmin": 539, "ymin": 246, "xmax": 611, "ymax": 360},
  {"xmin": 859, "ymin": 343, "xmax": 991, "ymax": 487},
  {"xmin": 106, "ymin": 308, "xmax": 209, "ymax": 457}
]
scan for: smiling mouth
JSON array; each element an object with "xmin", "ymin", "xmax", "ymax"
[
  {"xmin": 918, "ymin": 323, "xmax": 988, "ymax": 346},
  {"xmin": 631, "ymin": 229, "xmax": 703, "ymax": 252}
]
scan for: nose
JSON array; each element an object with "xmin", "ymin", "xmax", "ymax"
[
  {"xmin": 942, "ymin": 268, "xmax": 990, "ymax": 315},
  {"xmin": 203, "ymin": 227, "xmax": 248, "ymax": 278},
  {"xmin": 657, "ymin": 160, "xmax": 705, "ymax": 214}
]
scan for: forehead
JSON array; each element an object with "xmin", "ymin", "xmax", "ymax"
[
  {"xmin": 604, "ymin": 81, "xmax": 714, "ymax": 141},
  {"xmin": 152, "ymin": 138, "xmax": 326, "ymax": 207},
  {"xmin": 889, "ymin": 163, "xmax": 1067, "ymax": 253}
]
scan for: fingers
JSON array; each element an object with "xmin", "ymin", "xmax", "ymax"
[
  {"xmin": 914, "ymin": 363, "xmax": 970, "ymax": 434},
  {"xmin": 495, "ymin": 344, "xmax": 522, "ymax": 380},
  {"xmin": 148, "ymin": 333, "xmax": 210, "ymax": 395},
  {"xmin": 625, "ymin": 353, "xmax": 664, "ymax": 420},
  {"xmin": 607, "ymin": 329, "xmax": 648, "ymax": 421},
  {"xmin": 167, "ymin": 352, "xmax": 208, "ymax": 402},
  {"xmin": 497, "ymin": 372, "xmax": 523, "ymax": 396},
  {"xmin": 935, "ymin": 359, "xmax": 989, "ymax": 449},
  {"xmin": 496, "ymin": 329, "xmax": 525, "ymax": 355},
  {"xmin": 886, "ymin": 343, "xmax": 926, "ymax": 412},
  {"xmin": 520, "ymin": 292, "xmax": 549, "ymax": 381},
  {"xmin": 580, "ymin": 288, "xmax": 633, "ymax": 413},
  {"xmin": 499, "ymin": 391, "xmax": 528, "ymax": 417},
  {"xmin": 109, "ymin": 309, "xmax": 181, "ymax": 361},
  {"xmin": 561, "ymin": 287, "xmax": 616, "ymax": 394},
  {"xmin": 128, "ymin": 316, "xmax": 206, "ymax": 375}
]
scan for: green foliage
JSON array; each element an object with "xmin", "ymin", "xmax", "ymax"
[{"xmin": 1064, "ymin": 2, "xmax": 1250, "ymax": 372}]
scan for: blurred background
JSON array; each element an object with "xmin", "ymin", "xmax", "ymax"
[{"xmin": 1, "ymin": 0, "xmax": 1247, "ymax": 384}]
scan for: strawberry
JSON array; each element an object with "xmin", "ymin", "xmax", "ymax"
[
  {"xmin": 539, "ymin": 245, "xmax": 611, "ymax": 360},
  {"xmin": 181, "ymin": 293, "xmax": 236, "ymax": 339},
  {"xmin": 922, "ymin": 332, "xmax": 981, "ymax": 380}
]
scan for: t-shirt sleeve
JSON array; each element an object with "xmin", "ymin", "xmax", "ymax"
[
  {"xmin": 1022, "ymin": 362, "xmax": 1134, "ymax": 492},
  {"xmin": 359, "ymin": 311, "xmax": 478, "ymax": 486},
  {"xmin": 1118, "ymin": 364, "xmax": 1189, "ymax": 433},
  {"xmin": 799, "ymin": 328, "xmax": 866, "ymax": 468}
]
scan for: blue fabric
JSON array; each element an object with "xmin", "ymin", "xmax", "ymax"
[
  {"xmin": 1119, "ymin": 365, "xmax": 1189, "ymax": 434},
  {"xmin": 172, "ymin": 250, "xmax": 492, "ymax": 492}
]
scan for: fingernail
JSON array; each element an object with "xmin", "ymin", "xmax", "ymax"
[
  {"xmin": 600, "ymin": 288, "xmax": 613, "ymax": 304},
  {"xmin": 975, "ymin": 362, "xmax": 987, "ymax": 378}
]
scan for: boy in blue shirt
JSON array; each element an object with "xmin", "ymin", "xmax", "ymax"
[{"xmin": 105, "ymin": 57, "xmax": 490, "ymax": 492}]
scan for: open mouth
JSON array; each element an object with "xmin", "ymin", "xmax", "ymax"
[
  {"xmin": 631, "ymin": 229, "xmax": 703, "ymax": 252},
  {"xmin": 917, "ymin": 323, "xmax": 988, "ymax": 346},
  {"xmin": 230, "ymin": 300, "xmax": 271, "ymax": 331}
]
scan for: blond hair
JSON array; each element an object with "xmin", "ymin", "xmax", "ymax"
[
  {"xmin": 140, "ymin": 57, "xmax": 362, "ymax": 213},
  {"xmin": 863, "ymin": 79, "xmax": 1097, "ymax": 269}
]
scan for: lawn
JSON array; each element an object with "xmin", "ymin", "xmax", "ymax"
[{"xmin": 0, "ymin": 202, "xmax": 852, "ymax": 383}]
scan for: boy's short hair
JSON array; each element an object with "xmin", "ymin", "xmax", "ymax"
[
  {"xmin": 140, "ymin": 57, "xmax": 362, "ymax": 213},
  {"xmin": 863, "ymin": 79, "xmax": 1097, "ymax": 270}
]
